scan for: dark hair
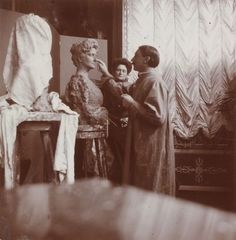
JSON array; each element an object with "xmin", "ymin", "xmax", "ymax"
[
  {"xmin": 112, "ymin": 58, "xmax": 132, "ymax": 74},
  {"xmin": 138, "ymin": 45, "xmax": 160, "ymax": 67}
]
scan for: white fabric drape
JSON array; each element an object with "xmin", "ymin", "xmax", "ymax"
[
  {"xmin": 123, "ymin": 0, "xmax": 236, "ymax": 138},
  {"xmin": 34, "ymin": 91, "xmax": 79, "ymax": 184},
  {"xmin": 0, "ymin": 14, "xmax": 78, "ymax": 188},
  {"xmin": 0, "ymin": 103, "xmax": 29, "ymax": 189},
  {"xmin": 53, "ymin": 114, "xmax": 78, "ymax": 184},
  {"xmin": 3, "ymin": 14, "xmax": 52, "ymax": 109},
  {"xmin": 0, "ymin": 93, "xmax": 79, "ymax": 189}
]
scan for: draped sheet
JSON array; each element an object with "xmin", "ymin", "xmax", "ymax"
[
  {"xmin": 0, "ymin": 93, "xmax": 78, "ymax": 189},
  {"xmin": 0, "ymin": 102, "xmax": 29, "ymax": 189},
  {"xmin": 123, "ymin": 0, "xmax": 236, "ymax": 138},
  {"xmin": 3, "ymin": 14, "xmax": 52, "ymax": 109},
  {"xmin": 54, "ymin": 113, "xmax": 78, "ymax": 184},
  {"xmin": 1, "ymin": 13, "xmax": 78, "ymax": 188}
]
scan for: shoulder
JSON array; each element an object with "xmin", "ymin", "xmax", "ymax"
[
  {"xmin": 72, "ymin": 74, "xmax": 87, "ymax": 82},
  {"xmin": 149, "ymin": 71, "xmax": 167, "ymax": 88},
  {"xmin": 68, "ymin": 74, "xmax": 88, "ymax": 88},
  {"xmin": 142, "ymin": 71, "xmax": 168, "ymax": 95}
]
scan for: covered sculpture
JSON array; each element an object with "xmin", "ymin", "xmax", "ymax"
[
  {"xmin": 3, "ymin": 13, "xmax": 52, "ymax": 108},
  {"xmin": 0, "ymin": 14, "xmax": 78, "ymax": 188}
]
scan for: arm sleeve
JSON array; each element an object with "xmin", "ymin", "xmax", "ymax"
[
  {"xmin": 130, "ymin": 80, "xmax": 168, "ymax": 127},
  {"xmin": 103, "ymin": 78, "xmax": 124, "ymax": 98}
]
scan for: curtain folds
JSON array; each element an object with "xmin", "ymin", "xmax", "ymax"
[{"xmin": 122, "ymin": 0, "xmax": 236, "ymax": 139}]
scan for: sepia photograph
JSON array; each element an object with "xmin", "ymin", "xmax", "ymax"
[{"xmin": 0, "ymin": 0, "xmax": 236, "ymax": 239}]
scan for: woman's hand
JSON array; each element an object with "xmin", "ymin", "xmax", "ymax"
[{"xmin": 96, "ymin": 59, "xmax": 113, "ymax": 77}]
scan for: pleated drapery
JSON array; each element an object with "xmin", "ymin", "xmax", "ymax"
[{"xmin": 122, "ymin": 0, "xmax": 236, "ymax": 139}]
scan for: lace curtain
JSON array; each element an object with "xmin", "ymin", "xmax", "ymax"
[{"xmin": 122, "ymin": 0, "xmax": 236, "ymax": 139}]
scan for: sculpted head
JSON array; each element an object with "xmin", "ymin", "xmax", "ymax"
[{"xmin": 70, "ymin": 39, "xmax": 99, "ymax": 70}]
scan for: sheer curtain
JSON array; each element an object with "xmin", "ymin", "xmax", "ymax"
[{"xmin": 122, "ymin": 0, "xmax": 236, "ymax": 138}]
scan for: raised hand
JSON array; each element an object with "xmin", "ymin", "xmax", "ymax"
[{"xmin": 96, "ymin": 59, "xmax": 112, "ymax": 77}]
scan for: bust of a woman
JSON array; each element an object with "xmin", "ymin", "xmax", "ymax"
[{"xmin": 65, "ymin": 39, "xmax": 108, "ymax": 125}]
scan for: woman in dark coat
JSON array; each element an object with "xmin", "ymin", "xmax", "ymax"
[{"xmin": 102, "ymin": 58, "xmax": 132, "ymax": 183}]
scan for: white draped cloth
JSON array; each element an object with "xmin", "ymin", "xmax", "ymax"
[
  {"xmin": 0, "ymin": 14, "xmax": 78, "ymax": 188},
  {"xmin": 0, "ymin": 93, "xmax": 79, "ymax": 189},
  {"xmin": 0, "ymin": 101, "xmax": 29, "ymax": 189},
  {"xmin": 0, "ymin": 14, "xmax": 53, "ymax": 189},
  {"xmin": 30, "ymin": 91, "xmax": 79, "ymax": 184},
  {"xmin": 3, "ymin": 13, "xmax": 52, "ymax": 109},
  {"xmin": 54, "ymin": 113, "xmax": 78, "ymax": 184}
]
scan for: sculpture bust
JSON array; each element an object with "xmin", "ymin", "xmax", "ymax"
[{"xmin": 65, "ymin": 39, "xmax": 108, "ymax": 125}]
